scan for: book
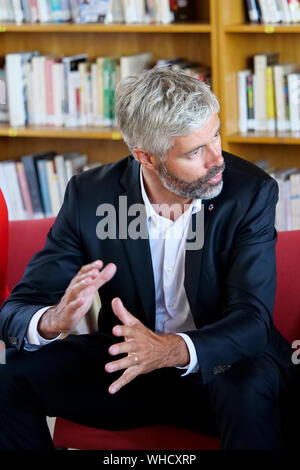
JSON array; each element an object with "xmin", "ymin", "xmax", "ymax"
[
  {"xmin": 246, "ymin": 74, "xmax": 256, "ymax": 131},
  {"xmin": 16, "ymin": 161, "xmax": 34, "ymax": 218},
  {"xmin": 54, "ymin": 154, "xmax": 68, "ymax": 202},
  {"xmin": 6, "ymin": 52, "xmax": 39, "ymax": 127},
  {"xmin": 278, "ymin": 0, "xmax": 292, "ymax": 22},
  {"xmin": 287, "ymin": 73, "xmax": 300, "ymax": 131},
  {"xmin": 0, "ymin": 69, "xmax": 8, "ymax": 122},
  {"xmin": 254, "ymin": 52, "xmax": 279, "ymax": 132},
  {"xmin": 77, "ymin": 0, "xmax": 109, "ymax": 23},
  {"xmin": 29, "ymin": 0, "xmax": 39, "ymax": 22},
  {"xmin": 120, "ymin": 52, "xmax": 153, "ymax": 80},
  {"xmin": 63, "ymin": 152, "xmax": 88, "ymax": 181},
  {"xmin": 21, "ymin": 151, "xmax": 56, "ymax": 218},
  {"xmin": 1, "ymin": 161, "xmax": 27, "ymax": 220},
  {"xmin": 21, "ymin": 0, "xmax": 32, "ymax": 22},
  {"xmin": 105, "ymin": 0, "xmax": 124, "ymax": 23},
  {"xmin": 244, "ymin": 0, "xmax": 261, "ymax": 23},
  {"xmin": 36, "ymin": 158, "xmax": 53, "ymax": 216},
  {"xmin": 273, "ymin": 63, "xmax": 297, "ymax": 131},
  {"xmin": 45, "ymin": 159, "xmax": 62, "ymax": 215},
  {"xmin": 258, "ymin": 0, "xmax": 282, "ymax": 23},
  {"xmin": 37, "ymin": 0, "xmax": 52, "ymax": 23},
  {"xmin": 238, "ymin": 69, "xmax": 251, "ymax": 133},
  {"xmin": 170, "ymin": 0, "xmax": 196, "ymax": 22},
  {"xmin": 0, "ymin": 162, "xmax": 14, "ymax": 220},
  {"xmin": 62, "ymin": 54, "xmax": 88, "ymax": 126},
  {"xmin": 288, "ymin": 0, "xmax": 300, "ymax": 22},
  {"xmin": 266, "ymin": 66, "xmax": 276, "ymax": 132},
  {"xmin": 11, "ymin": 0, "xmax": 24, "ymax": 24}
]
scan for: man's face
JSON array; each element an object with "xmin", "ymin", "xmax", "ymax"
[{"xmin": 156, "ymin": 114, "xmax": 225, "ymax": 200}]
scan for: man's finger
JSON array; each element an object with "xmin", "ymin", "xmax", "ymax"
[
  {"xmin": 111, "ymin": 297, "xmax": 138, "ymax": 326},
  {"xmin": 108, "ymin": 341, "xmax": 136, "ymax": 356},
  {"xmin": 95, "ymin": 263, "xmax": 117, "ymax": 289},
  {"xmin": 108, "ymin": 368, "xmax": 139, "ymax": 395}
]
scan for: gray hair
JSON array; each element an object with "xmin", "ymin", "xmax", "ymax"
[{"xmin": 115, "ymin": 65, "xmax": 220, "ymax": 161}]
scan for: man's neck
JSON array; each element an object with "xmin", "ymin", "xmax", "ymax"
[{"xmin": 141, "ymin": 166, "xmax": 192, "ymax": 221}]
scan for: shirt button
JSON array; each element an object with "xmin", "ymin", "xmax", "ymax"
[
  {"xmin": 170, "ymin": 303, "xmax": 175, "ymax": 308},
  {"xmin": 167, "ymin": 267, "xmax": 172, "ymax": 272}
]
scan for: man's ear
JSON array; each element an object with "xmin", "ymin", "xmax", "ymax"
[{"xmin": 133, "ymin": 149, "xmax": 159, "ymax": 171}]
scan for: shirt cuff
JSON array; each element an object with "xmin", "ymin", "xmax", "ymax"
[
  {"xmin": 175, "ymin": 333, "xmax": 199, "ymax": 376},
  {"xmin": 26, "ymin": 306, "xmax": 62, "ymax": 346}
]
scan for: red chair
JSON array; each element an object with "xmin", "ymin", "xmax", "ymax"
[
  {"xmin": 5, "ymin": 218, "xmax": 300, "ymax": 450},
  {"xmin": 0, "ymin": 189, "xmax": 10, "ymax": 305}
]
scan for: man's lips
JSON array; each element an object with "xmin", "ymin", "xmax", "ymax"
[{"xmin": 207, "ymin": 171, "xmax": 223, "ymax": 184}]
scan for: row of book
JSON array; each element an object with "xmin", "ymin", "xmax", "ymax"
[
  {"xmin": 238, "ymin": 52, "xmax": 300, "ymax": 133},
  {"xmin": 0, "ymin": 0, "xmax": 195, "ymax": 25},
  {"xmin": 0, "ymin": 151, "xmax": 102, "ymax": 220},
  {"xmin": 245, "ymin": 0, "xmax": 300, "ymax": 24},
  {"xmin": 0, "ymin": 52, "xmax": 211, "ymax": 128},
  {"xmin": 255, "ymin": 160, "xmax": 300, "ymax": 231}
]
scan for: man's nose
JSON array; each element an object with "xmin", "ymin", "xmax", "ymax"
[{"xmin": 205, "ymin": 144, "xmax": 224, "ymax": 169}]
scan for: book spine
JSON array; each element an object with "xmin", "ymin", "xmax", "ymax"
[
  {"xmin": 11, "ymin": 0, "xmax": 24, "ymax": 24},
  {"xmin": 238, "ymin": 70, "xmax": 250, "ymax": 133},
  {"xmin": 246, "ymin": 74, "xmax": 255, "ymax": 130},
  {"xmin": 37, "ymin": 0, "xmax": 51, "ymax": 23},
  {"xmin": 96, "ymin": 58, "xmax": 104, "ymax": 126},
  {"xmin": 36, "ymin": 159, "xmax": 53, "ymax": 215},
  {"xmin": 21, "ymin": 156, "xmax": 44, "ymax": 216},
  {"xmin": 50, "ymin": 0, "xmax": 62, "ymax": 22},
  {"xmin": 283, "ymin": 74, "xmax": 291, "ymax": 130},
  {"xmin": 110, "ymin": 59, "xmax": 117, "ymax": 126},
  {"xmin": 16, "ymin": 161, "xmax": 34, "ymax": 217},
  {"xmin": 254, "ymin": 55, "xmax": 268, "ymax": 131},
  {"xmin": 53, "ymin": 62, "xmax": 64, "ymax": 126},
  {"xmin": 103, "ymin": 59, "xmax": 111, "ymax": 126},
  {"xmin": 21, "ymin": 0, "xmax": 32, "ymax": 22},
  {"xmin": 278, "ymin": 0, "xmax": 292, "ymax": 22},
  {"xmin": 245, "ymin": 0, "xmax": 260, "ymax": 23},
  {"xmin": 6, "ymin": 54, "xmax": 27, "ymax": 127},
  {"xmin": 266, "ymin": 66, "xmax": 276, "ymax": 132},
  {"xmin": 288, "ymin": 74, "xmax": 300, "ymax": 131},
  {"xmin": 29, "ymin": 0, "xmax": 39, "ymax": 22}
]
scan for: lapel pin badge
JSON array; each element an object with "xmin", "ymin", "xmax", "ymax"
[{"xmin": 208, "ymin": 204, "xmax": 214, "ymax": 211}]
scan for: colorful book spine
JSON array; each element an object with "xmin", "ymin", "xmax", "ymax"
[{"xmin": 266, "ymin": 66, "xmax": 276, "ymax": 132}]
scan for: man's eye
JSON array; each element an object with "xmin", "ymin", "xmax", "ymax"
[
  {"xmin": 188, "ymin": 148, "xmax": 204, "ymax": 159},
  {"xmin": 214, "ymin": 131, "xmax": 220, "ymax": 139}
]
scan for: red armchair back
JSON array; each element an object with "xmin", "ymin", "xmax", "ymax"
[{"xmin": 0, "ymin": 189, "xmax": 9, "ymax": 305}]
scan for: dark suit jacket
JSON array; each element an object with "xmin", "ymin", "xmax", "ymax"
[{"xmin": 0, "ymin": 152, "xmax": 296, "ymax": 385}]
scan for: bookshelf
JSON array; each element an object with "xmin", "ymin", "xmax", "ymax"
[
  {"xmin": 218, "ymin": 0, "xmax": 300, "ymax": 169},
  {"xmin": 0, "ymin": 0, "xmax": 218, "ymax": 165}
]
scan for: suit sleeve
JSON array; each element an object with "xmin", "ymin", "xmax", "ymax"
[
  {"xmin": 0, "ymin": 176, "xmax": 84, "ymax": 350},
  {"xmin": 185, "ymin": 178, "xmax": 279, "ymax": 385}
]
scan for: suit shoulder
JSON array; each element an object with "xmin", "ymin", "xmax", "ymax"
[{"xmin": 75, "ymin": 155, "xmax": 134, "ymax": 190}]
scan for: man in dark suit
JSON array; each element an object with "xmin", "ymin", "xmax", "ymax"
[{"xmin": 0, "ymin": 67, "xmax": 298, "ymax": 450}]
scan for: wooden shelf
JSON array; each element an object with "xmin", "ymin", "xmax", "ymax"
[
  {"xmin": 224, "ymin": 23, "xmax": 300, "ymax": 34},
  {"xmin": 228, "ymin": 133, "xmax": 300, "ymax": 145},
  {"xmin": 0, "ymin": 124, "xmax": 123, "ymax": 140},
  {"xmin": 0, "ymin": 22, "xmax": 211, "ymax": 33}
]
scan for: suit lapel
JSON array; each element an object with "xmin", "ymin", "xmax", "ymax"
[
  {"xmin": 184, "ymin": 197, "xmax": 221, "ymax": 322},
  {"xmin": 117, "ymin": 159, "xmax": 156, "ymax": 330}
]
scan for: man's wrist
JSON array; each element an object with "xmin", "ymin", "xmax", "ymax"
[
  {"xmin": 37, "ymin": 305, "xmax": 61, "ymax": 340},
  {"xmin": 162, "ymin": 334, "xmax": 190, "ymax": 368}
]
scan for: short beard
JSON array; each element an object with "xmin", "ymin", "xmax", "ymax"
[{"xmin": 157, "ymin": 161, "xmax": 226, "ymax": 200}]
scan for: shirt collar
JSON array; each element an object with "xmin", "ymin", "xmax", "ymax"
[{"xmin": 139, "ymin": 165, "xmax": 202, "ymax": 222}]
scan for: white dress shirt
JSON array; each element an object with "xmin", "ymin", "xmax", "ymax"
[{"xmin": 25, "ymin": 166, "xmax": 201, "ymax": 375}]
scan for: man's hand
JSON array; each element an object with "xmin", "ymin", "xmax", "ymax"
[
  {"xmin": 105, "ymin": 298, "xmax": 190, "ymax": 394},
  {"xmin": 37, "ymin": 260, "xmax": 117, "ymax": 339}
]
